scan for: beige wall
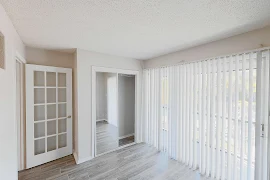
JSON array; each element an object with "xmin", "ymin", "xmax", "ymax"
[
  {"xmin": 144, "ymin": 25, "xmax": 270, "ymax": 68},
  {"xmin": 0, "ymin": 4, "xmax": 25, "ymax": 180},
  {"xmin": 26, "ymin": 47, "xmax": 74, "ymax": 68},
  {"xmin": 0, "ymin": 35, "xmax": 4, "ymax": 69}
]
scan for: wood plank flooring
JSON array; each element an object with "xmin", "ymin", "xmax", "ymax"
[{"xmin": 19, "ymin": 143, "xmax": 210, "ymax": 180}]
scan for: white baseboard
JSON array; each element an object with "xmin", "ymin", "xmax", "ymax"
[
  {"xmin": 73, "ymin": 152, "xmax": 93, "ymax": 164},
  {"xmin": 119, "ymin": 133, "xmax": 134, "ymax": 140},
  {"xmin": 96, "ymin": 119, "xmax": 107, "ymax": 122}
]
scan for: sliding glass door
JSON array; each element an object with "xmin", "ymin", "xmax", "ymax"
[{"xmin": 142, "ymin": 49, "xmax": 270, "ymax": 180}]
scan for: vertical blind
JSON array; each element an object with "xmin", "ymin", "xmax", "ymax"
[{"xmin": 142, "ymin": 49, "xmax": 270, "ymax": 180}]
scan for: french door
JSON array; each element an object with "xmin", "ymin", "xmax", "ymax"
[{"xmin": 26, "ymin": 64, "xmax": 72, "ymax": 168}]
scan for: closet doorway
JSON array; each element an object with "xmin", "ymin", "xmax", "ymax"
[{"xmin": 92, "ymin": 67, "xmax": 139, "ymax": 157}]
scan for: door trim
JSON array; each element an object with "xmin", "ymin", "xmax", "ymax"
[
  {"xmin": 91, "ymin": 66, "xmax": 140, "ymax": 158},
  {"xmin": 15, "ymin": 52, "xmax": 26, "ymax": 171}
]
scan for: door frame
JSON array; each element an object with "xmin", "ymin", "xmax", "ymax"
[
  {"xmin": 91, "ymin": 66, "xmax": 139, "ymax": 157},
  {"xmin": 15, "ymin": 52, "xmax": 26, "ymax": 171}
]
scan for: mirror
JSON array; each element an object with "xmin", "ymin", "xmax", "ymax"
[{"xmin": 95, "ymin": 72, "xmax": 135, "ymax": 155}]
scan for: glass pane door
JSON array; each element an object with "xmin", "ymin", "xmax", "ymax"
[{"xmin": 26, "ymin": 65, "xmax": 72, "ymax": 168}]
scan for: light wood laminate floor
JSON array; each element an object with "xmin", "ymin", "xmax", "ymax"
[{"xmin": 19, "ymin": 143, "xmax": 209, "ymax": 180}]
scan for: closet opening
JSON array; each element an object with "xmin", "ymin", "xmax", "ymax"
[
  {"xmin": 118, "ymin": 74, "xmax": 135, "ymax": 147},
  {"xmin": 92, "ymin": 67, "xmax": 138, "ymax": 157}
]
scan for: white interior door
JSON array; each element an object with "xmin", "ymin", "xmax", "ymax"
[{"xmin": 26, "ymin": 64, "xmax": 72, "ymax": 168}]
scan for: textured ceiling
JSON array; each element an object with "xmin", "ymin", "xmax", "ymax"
[{"xmin": 1, "ymin": 0, "xmax": 270, "ymax": 60}]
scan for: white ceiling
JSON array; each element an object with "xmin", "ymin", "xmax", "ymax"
[{"xmin": 1, "ymin": 0, "xmax": 270, "ymax": 60}]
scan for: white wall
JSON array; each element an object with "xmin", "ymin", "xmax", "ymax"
[
  {"xmin": 118, "ymin": 75, "xmax": 135, "ymax": 137},
  {"xmin": 0, "ymin": 4, "xmax": 26, "ymax": 180},
  {"xmin": 74, "ymin": 49, "xmax": 142, "ymax": 162},
  {"xmin": 106, "ymin": 73, "xmax": 118, "ymax": 127},
  {"xmin": 106, "ymin": 73, "xmax": 117, "ymax": 127},
  {"xmin": 96, "ymin": 72, "xmax": 107, "ymax": 120},
  {"xmin": 144, "ymin": 25, "xmax": 270, "ymax": 68}
]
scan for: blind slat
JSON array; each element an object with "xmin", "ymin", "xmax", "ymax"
[
  {"xmin": 186, "ymin": 65, "xmax": 190, "ymax": 164},
  {"xmin": 198, "ymin": 62, "xmax": 203, "ymax": 171},
  {"xmin": 210, "ymin": 60, "xmax": 216, "ymax": 178},
  {"xmin": 160, "ymin": 69, "xmax": 163, "ymax": 150},
  {"xmin": 179, "ymin": 66, "xmax": 183, "ymax": 161},
  {"xmin": 201, "ymin": 61, "xmax": 206, "ymax": 173},
  {"xmin": 240, "ymin": 55, "xmax": 246, "ymax": 180},
  {"xmin": 189, "ymin": 64, "xmax": 194, "ymax": 167},
  {"xmin": 193, "ymin": 63, "xmax": 198, "ymax": 170},
  {"xmin": 168, "ymin": 67, "xmax": 171, "ymax": 156},
  {"xmin": 206, "ymin": 60, "xmax": 211, "ymax": 176},
  {"xmin": 216, "ymin": 58, "xmax": 222, "ymax": 179},
  {"xmin": 228, "ymin": 56, "xmax": 233, "ymax": 180},
  {"xmin": 265, "ymin": 50, "xmax": 270, "ymax": 179},
  {"xmin": 234, "ymin": 56, "xmax": 240, "ymax": 180},
  {"xmin": 153, "ymin": 70, "xmax": 156, "ymax": 147},
  {"xmin": 262, "ymin": 53, "xmax": 269, "ymax": 180},
  {"xmin": 176, "ymin": 66, "xmax": 180, "ymax": 160},
  {"xmin": 166, "ymin": 67, "xmax": 169, "ymax": 153},
  {"xmin": 255, "ymin": 52, "xmax": 262, "ymax": 180},
  {"xmin": 183, "ymin": 66, "xmax": 186, "ymax": 162},
  {"xmin": 221, "ymin": 57, "xmax": 227, "ymax": 180},
  {"xmin": 247, "ymin": 54, "xmax": 254, "ymax": 180}
]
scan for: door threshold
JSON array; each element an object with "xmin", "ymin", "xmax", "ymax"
[{"xmin": 95, "ymin": 142, "xmax": 136, "ymax": 158}]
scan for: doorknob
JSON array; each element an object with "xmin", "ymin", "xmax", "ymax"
[
  {"xmin": 67, "ymin": 115, "xmax": 72, "ymax": 118},
  {"xmin": 261, "ymin": 124, "xmax": 265, "ymax": 137}
]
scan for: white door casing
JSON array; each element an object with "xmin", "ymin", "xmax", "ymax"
[
  {"xmin": 15, "ymin": 52, "xmax": 26, "ymax": 171},
  {"xmin": 16, "ymin": 61, "xmax": 23, "ymax": 170},
  {"xmin": 26, "ymin": 64, "xmax": 72, "ymax": 168}
]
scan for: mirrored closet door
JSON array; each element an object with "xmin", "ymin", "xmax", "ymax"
[
  {"xmin": 96, "ymin": 72, "xmax": 119, "ymax": 155},
  {"xmin": 95, "ymin": 71, "xmax": 135, "ymax": 156}
]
